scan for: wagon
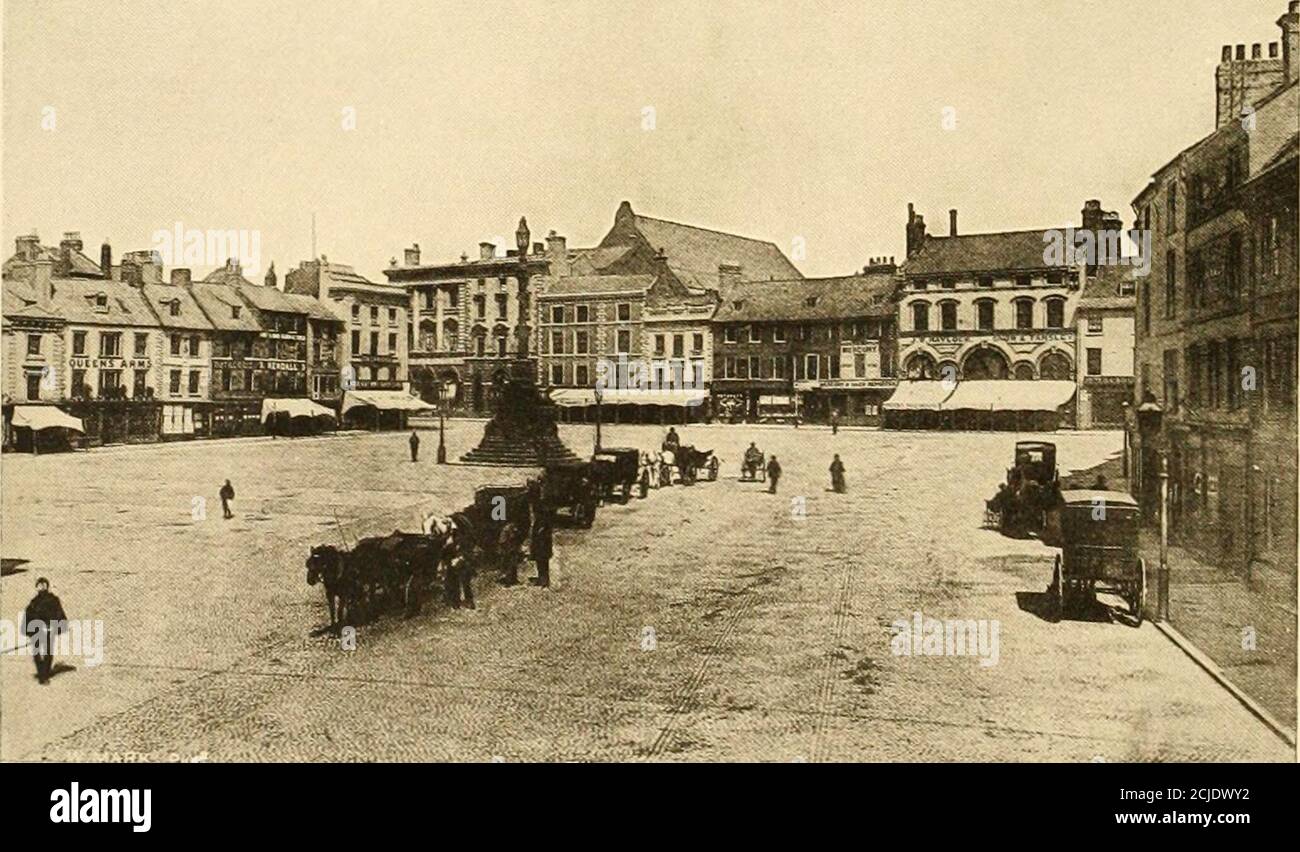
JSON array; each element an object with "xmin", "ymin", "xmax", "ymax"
[
  {"xmin": 996, "ymin": 441, "xmax": 1061, "ymax": 536},
  {"xmin": 1048, "ymin": 490, "xmax": 1146, "ymax": 624},
  {"xmin": 471, "ymin": 484, "xmax": 533, "ymax": 552},
  {"xmin": 540, "ymin": 461, "xmax": 598, "ymax": 528},
  {"xmin": 592, "ymin": 447, "xmax": 644, "ymax": 502}
]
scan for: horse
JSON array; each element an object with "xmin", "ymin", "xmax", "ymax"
[
  {"xmin": 306, "ymin": 544, "xmax": 359, "ymax": 632},
  {"xmin": 674, "ymin": 445, "xmax": 714, "ymax": 485}
]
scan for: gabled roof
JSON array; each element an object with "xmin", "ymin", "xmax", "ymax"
[
  {"xmin": 1, "ymin": 282, "xmax": 63, "ymax": 323},
  {"xmin": 902, "ymin": 229, "xmax": 1063, "ymax": 276},
  {"xmin": 190, "ymin": 282, "xmax": 263, "ymax": 331},
  {"xmin": 598, "ymin": 201, "xmax": 803, "ymax": 287},
  {"xmin": 42, "ymin": 277, "xmax": 158, "ymax": 326},
  {"xmin": 140, "ymin": 283, "xmax": 216, "ymax": 330},
  {"xmin": 714, "ymin": 273, "xmax": 898, "ymax": 322},
  {"xmin": 2, "ymin": 245, "xmax": 104, "ymax": 278},
  {"xmin": 1077, "ymin": 265, "xmax": 1137, "ymax": 311}
]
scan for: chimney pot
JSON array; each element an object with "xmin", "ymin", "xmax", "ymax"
[
  {"xmin": 1236, "ymin": 44, "xmax": 1246, "ymax": 60},
  {"xmin": 1222, "ymin": 45, "xmax": 1233, "ymax": 62},
  {"xmin": 949, "ymin": 209, "xmax": 958, "ymax": 236},
  {"xmin": 1270, "ymin": 41, "xmax": 1279, "ymax": 57},
  {"xmin": 1252, "ymin": 43, "xmax": 1262, "ymax": 59},
  {"xmin": 99, "ymin": 242, "xmax": 112, "ymax": 278}
]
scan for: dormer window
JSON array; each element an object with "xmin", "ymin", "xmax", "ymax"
[
  {"xmin": 804, "ymin": 296, "xmax": 818, "ymax": 307},
  {"xmin": 732, "ymin": 300, "xmax": 744, "ymax": 310},
  {"xmin": 169, "ymin": 300, "xmax": 181, "ymax": 317},
  {"xmin": 231, "ymin": 305, "xmax": 241, "ymax": 319},
  {"xmin": 93, "ymin": 293, "xmax": 109, "ymax": 311}
]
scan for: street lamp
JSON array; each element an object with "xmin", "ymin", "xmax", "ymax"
[
  {"xmin": 436, "ymin": 381, "xmax": 448, "ymax": 464},
  {"xmin": 594, "ymin": 382, "xmax": 603, "ymax": 452}
]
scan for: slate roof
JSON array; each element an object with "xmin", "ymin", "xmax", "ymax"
[
  {"xmin": 190, "ymin": 282, "xmax": 262, "ymax": 332},
  {"xmin": 599, "ymin": 202, "xmax": 803, "ymax": 287},
  {"xmin": 1077, "ymin": 266, "xmax": 1137, "ymax": 311},
  {"xmin": 713, "ymin": 273, "xmax": 898, "ymax": 322},
  {"xmin": 537, "ymin": 274, "xmax": 658, "ymax": 298},
  {"xmin": 41, "ymin": 277, "xmax": 158, "ymax": 326},
  {"xmin": 1, "ymin": 245, "xmax": 103, "ymax": 278},
  {"xmin": 902, "ymin": 229, "xmax": 1064, "ymax": 276},
  {"xmin": 140, "ymin": 283, "xmax": 215, "ymax": 330}
]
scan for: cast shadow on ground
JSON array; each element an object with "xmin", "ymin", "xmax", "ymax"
[{"xmin": 1016, "ymin": 589, "xmax": 1137, "ymax": 626}]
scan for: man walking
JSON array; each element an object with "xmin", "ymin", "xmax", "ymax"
[
  {"xmin": 830, "ymin": 409, "xmax": 840, "ymax": 435},
  {"xmin": 766, "ymin": 455, "xmax": 782, "ymax": 494},
  {"xmin": 444, "ymin": 514, "xmax": 476, "ymax": 609},
  {"xmin": 830, "ymin": 454, "xmax": 846, "ymax": 493},
  {"xmin": 529, "ymin": 509, "xmax": 554, "ymax": 588},
  {"xmin": 409, "ymin": 429, "xmax": 420, "ymax": 463},
  {"xmin": 219, "ymin": 479, "xmax": 235, "ymax": 520},
  {"xmin": 24, "ymin": 577, "xmax": 67, "ymax": 685}
]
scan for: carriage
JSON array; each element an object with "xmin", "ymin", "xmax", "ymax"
[
  {"xmin": 987, "ymin": 441, "xmax": 1061, "ymax": 536},
  {"xmin": 1048, "ymin": 490, "xmax": 1146, "ymax": 624},
  {"xmin": 740, "ymin": 448, "xmax": 766, "ymax": 481},
  {"xmin": 541, "ymin": 461, "xmax": 599, "ymax": 528},
  {"xmin": 669, "ymin": 445, "xmax": 717, "ymax": 485},
  {"xmin": 592, "ymin": 447, "xmax": 644, "ymax": 502}
]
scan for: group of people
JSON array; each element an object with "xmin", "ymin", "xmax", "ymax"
[{"xmin": 739, "ymin": 441, "xmax": 845, "ymax": 494}]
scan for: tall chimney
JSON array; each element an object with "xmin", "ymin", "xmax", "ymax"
[
  {"xmin": 949, "ymin": 209, "xmax": 958, "ymax": 236},
  {"xmin": 100, "ymin": 242, "xmax": 112, "ymax": 278},
  {"xmin": 1281, "ymin": 0, "xmax": 1300, "ymax": 84},
  {"xmin": 905, "ymin": 205, "xmax": 927, "ymax": 258},
  {"xmin": 31, "ymin": 258, "xmax": 54, "ymax": 307},
  {"xmin": 60, "ymin": 231, "xmax": 83, "ymax": 253}
]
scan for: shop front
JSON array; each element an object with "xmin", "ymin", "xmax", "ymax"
[{"xmin": 794, "ymin": 377, "xmax": 899, "ymax": 426}]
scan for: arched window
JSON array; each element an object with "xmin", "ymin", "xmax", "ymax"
[
  {"xmin": 939, "ymin": 300, "xmax": 958, "ymax": 331},
  {"xmin": 1013, "ymin": 297, "xmax": 1035, "ymax": 330},
  {"xmin": 962, "ymin": 347, "xmax": 1010, "ymax": 380},
  {"xmin": 1045, "ymin": 297, "xmax": 1066, "ymax": 329},
  {"xmin": 1039, "ymin": 350, "xmax": 1072, "ymax": 380},
  {"xmin": 911, "ymin": 301, "xmax": 930, "ymax": 332},
  {"xmin": 904, "ymin": 351, "xmax": 937, "ymax": 379},
  {"xmin": 1012, "ymin": 361, "xmax": 1036, "ymax": 380}
]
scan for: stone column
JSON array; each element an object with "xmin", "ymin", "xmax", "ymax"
[{"xmin": 515, "ymin": 273, "xmax": 531, "ymax": 361}]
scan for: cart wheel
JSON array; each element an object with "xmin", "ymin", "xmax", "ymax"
[
  {"xmin": 1130, "ymin": 558, "xmax": 1146, "ymax": 625},
  {"xmin": 1051, "ymin": 555, "xmax": 1064, "ymax": 621}
]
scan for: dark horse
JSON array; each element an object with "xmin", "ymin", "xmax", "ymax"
[
  {"xmin": 306, "ymin": 544, "xmax": 359, "ymax": 632},
  {"xmin": 674, "ymin": 445, "xmax": 714, "ymax": 485}
]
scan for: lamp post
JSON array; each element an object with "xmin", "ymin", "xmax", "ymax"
[
  {"xmin": 436, "ymin": 381, "xmax": 447, "ymax": 464},
  {"xmin": 1158, "ymin": 453, "xmax": 1170, "ymax": 622},
  {"xmin": 594, "ymin": 383, "xmax": 603, "ymax": 452}
]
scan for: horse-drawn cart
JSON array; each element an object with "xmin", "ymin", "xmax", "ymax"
[
  {"xmin": 541, "ymin": 461, "xmax": 599, "ymax": 527},
  {"xmin": 1048, "ymin": 490, "xmax": 1146, "ymax": 624},
  {"xmin": 592, "ymin": 447, "xmax": 644, "ymax": 502}
]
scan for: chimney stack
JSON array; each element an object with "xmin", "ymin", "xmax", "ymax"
[
  {"xmin": 1281, "ymin": 0, "xmax": 1300, "ymax": 84},
  {"xmin": 171, "ymin": 268, "xmax": 192, "ymax": 287},
  {"xmin": 479, "ymin": 242, "xmax": 495, "ymax": 261},
  {"xmin": 404, "ymin": 243, "xmax": 421, "ymax": 266},
  {"xmin": 949, "ymin": 209, "xmax": 958, "ymax": 236},
  {"xmin": 1222, "ymin": 44, "xmax": 1233, "ymax": 62},
  {"xmin": 60, "ymin": 231, "xmax": 83, "ymax": 253},
  {"xmin": 31, "ymin": 258, "xmax": 54, "ymax": 307},
  {"xmin": 15, "ymin": 233, "xmax": 40, "ymax": 261},
  {"xmin": 905, "ymin": 204, "xmax": 927, "ymax": 258},
  {"xmin": 718, "ymin": 263, "xmax": 743, "ymax": 290},
  {"xmin": 100, "ymin": 242, "xmax": 112, "ymax": 278},
  {"xmin": 1252, "ymin": 42, "xmax": 1262, "ymax": 59}
]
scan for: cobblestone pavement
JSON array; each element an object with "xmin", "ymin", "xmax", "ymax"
[{"xmin": 1, "ymin": 424, "xmax": 1291, "ymax": 762}]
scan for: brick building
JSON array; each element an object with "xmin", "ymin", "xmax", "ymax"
[
  {"xmin": 1129, "ymin": 0, "xmax": 1298, "ymax": 580},
  {"xmin": 1074, "ymin": 265, "xmax": 1137, "ymax": 429}
]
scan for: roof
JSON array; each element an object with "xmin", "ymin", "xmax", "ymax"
[
  {"xmin": 599, "ymin": 201, "xmax": 803, "ymax": 287},
  {"xmin": 538, "ymin": 274, "xmax": 658, "ymax": 298},
  {"xmin": 42, "ymin": 277, "xmax": 158, "ymax": 326},
  {"xmin": 568, "ymin": 245, "xmax": 635, "ymax": 274},
  {"xmin": 903, "ymin": 229, "xmax": 1064, "ymax": 276},
  {"xmin": 713, "ymin": 273, "xmax": 897, "ymax": 322},
  {"xmin": 2, "ymin": 245, "xmax": 104, "ymax": 278},
  {"xmin": 140, "ymin": 283, "xmax": 215, "ymax": 330},
  {"xmin": 1077, "ymin": 265, "xmax": 1137, "ymax": 311},
  {"xmin": 189, "ymin": 282, "xmax": 262, "ymax": 331},
  {"xmin": 1, "ymin": 281, "xmax": 63, "ymax": 323}
]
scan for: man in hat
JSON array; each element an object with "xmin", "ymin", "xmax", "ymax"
[
  {"xmin": 409, "ymin": 429, "xmax": 420, "ymax": 463},
  {"xmin": 529, "ymin": 507, "xmax": 554, "ymax": 588},
  {"xmin": 443, "ymin": 513, "xmax": 476, "ymax": 609},
  {"xmin": 219, "ymin": 479, "xmax": 235, "ymax": 519},
  {"xmin": 830, "ymin": 454, "xmax": 846, "ymax": 493},
  {"xmin": 766, "ymin": 455, "xmax": 782, "ymax": 494},
  {"xmin": 24, "ymin": 577, "xmax": 67, "ymax": 685}
]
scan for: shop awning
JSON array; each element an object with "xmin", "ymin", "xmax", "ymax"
[
  {"xmin": 261, "ymin": 398, "xmax": 336, "ymax": 420},
  {"xmin": 941, "ymin": 380, "xmax": 1077, "ymax": 412},
  {"xmin": 881, "ymin": 381, "xmax": 955, "ymax": 411},
  {"xmin": 342, "ymin": 390, "xmax": 436, "ymax": 414},
  {"xmin": 549, "ymin": 388, "xmax": 709, "ymax": 408},
  {"xmin": 11, "ymin": 405, "xmax": 84, "ymax": 433}
]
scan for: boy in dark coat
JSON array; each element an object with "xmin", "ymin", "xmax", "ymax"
[{"xmin": 24, "ymin": 577, "xmax": 67, "ymax": 684}]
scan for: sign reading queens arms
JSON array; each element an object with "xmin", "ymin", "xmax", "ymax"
[{"xmin": 68, "ymin": 357, "xmax": 151, "ymax": 370}]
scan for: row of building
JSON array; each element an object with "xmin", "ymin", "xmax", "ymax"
[{"xmin": 1128, "ymin": 1, "xmax": 1299, "ymax": 582}]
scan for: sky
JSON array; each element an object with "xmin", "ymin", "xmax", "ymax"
[{"xmin": 1, "ymin": 0, "xmax": 1292, "ymax": 280}]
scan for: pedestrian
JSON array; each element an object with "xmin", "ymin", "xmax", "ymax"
[
  {"xmin": 23, "ymin": 577, "xmax": 67, "ymax": 685},
  {"xmin": 219, "ymin": 479, "xmax": 235, "ymax": 519},
  {"xmin": 529, "ymin": 508, "xmax": 554, "ymax": 588},
  {"xmin": 497, "ymin": 519, "xmax": 525, "ymax": 586},
  {"xmin": 831, "ymin": 409, "xmax": 840, "ymax": 435},
  {"xmin": 409, "ymin": 429, "xmax": 420, "ymax": 463},
  {"xmin": 830, "ymin": 454, "xmax": 846, "ymax": 493},
  {"xmin": 662, "ymin": 426, "xmax": 680, "ymax": 454},
  {"xmin": 766, "ymin": 455, "xmax": 782, "ymax": 494}
]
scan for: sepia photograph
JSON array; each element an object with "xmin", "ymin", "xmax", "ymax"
[{"xmin": 1, "ymin": 0, "xmax": 1297, "ymax": 815}]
